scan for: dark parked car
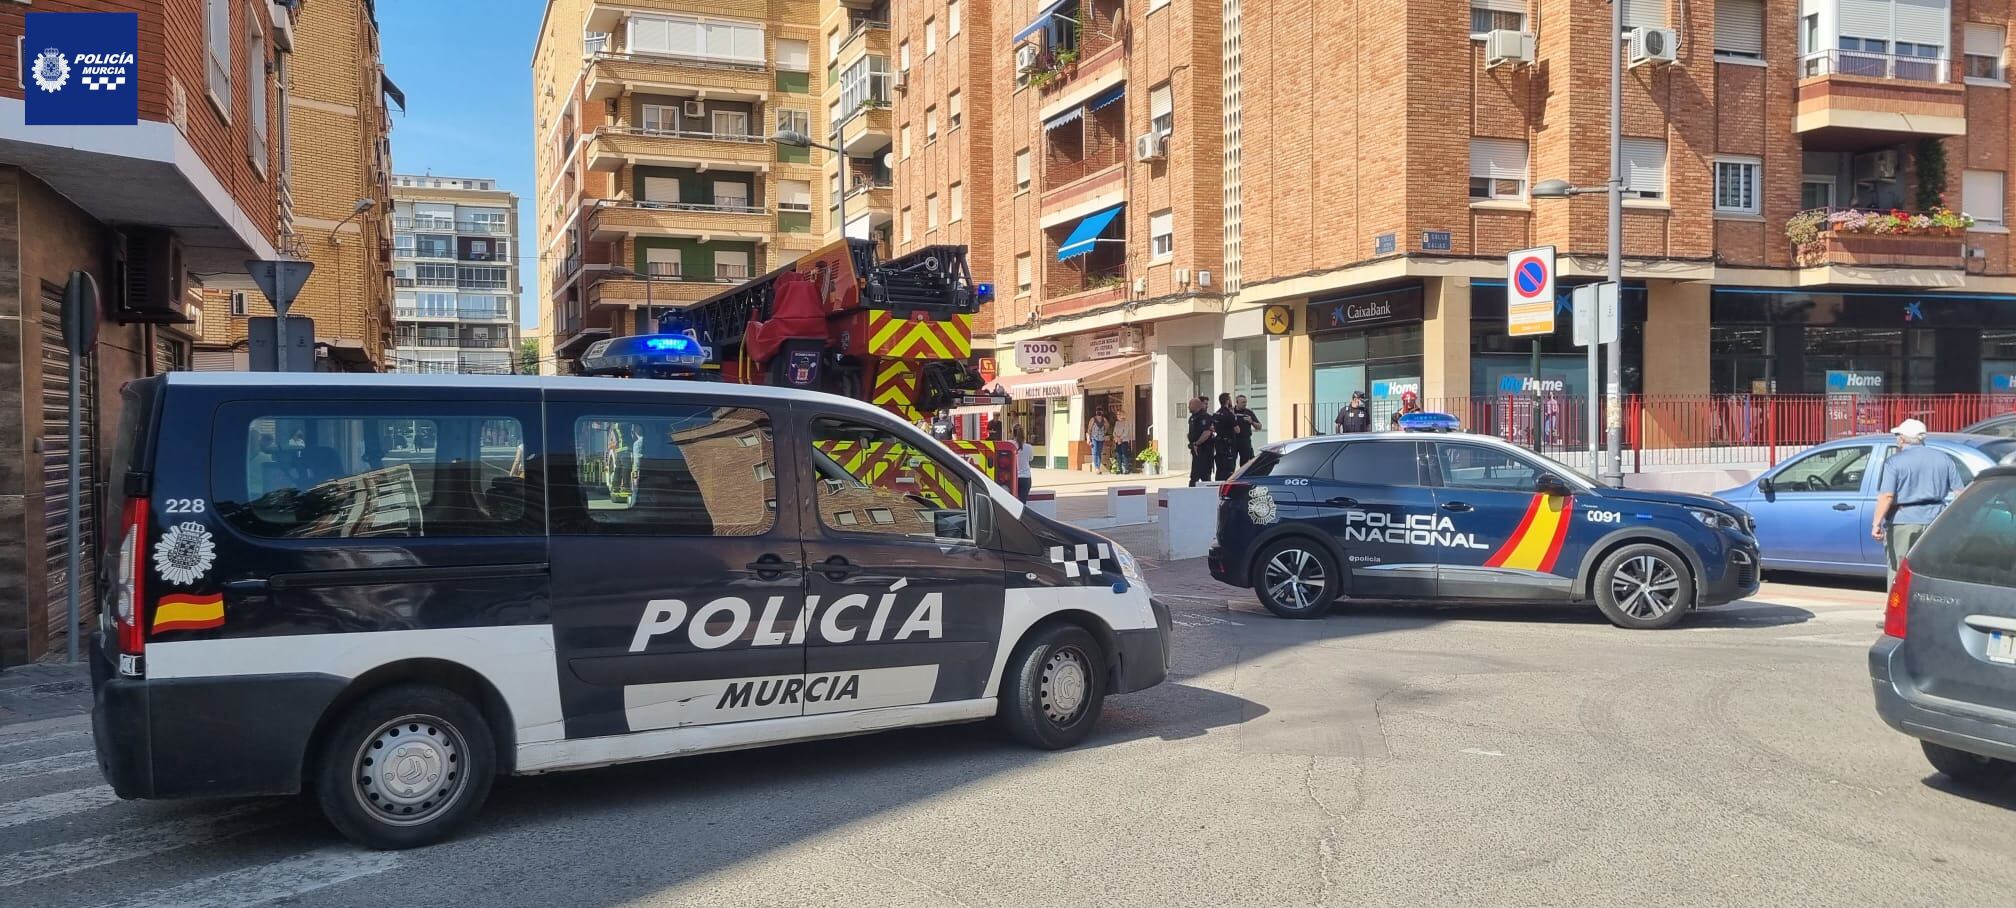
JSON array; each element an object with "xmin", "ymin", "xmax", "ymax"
[{"xmin": 1870, "ymin": 465, "xmax": 2016, "ymax": 786}]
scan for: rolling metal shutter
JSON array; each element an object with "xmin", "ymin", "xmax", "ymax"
[
  {"xmin": 1621, "ymin": 0, "xmax": 1667, "ymax": 32},
  {"xmin": 1621, "ymin": 137, "xmax": 1669, "ymax": 197},
  {"xmin": 39, "ymin": 286, "xmax": 98, "ymax": 648},
  {"xmin": 1715, "ymin": 0, "xmax": 1766, "ymax": 57}
]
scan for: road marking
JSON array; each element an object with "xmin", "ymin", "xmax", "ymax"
[
  {"xmin": 0, "ymin": 785, "xmax": 122, "ymax": 829},
  {"xmin": 0, "ymin": 728, "xmax": 89, "ymax": 753},
  {"xmin": 0, "ymin": 805, "xmax": 279, "ymax": 888},
  {"xmin": 1777, "ymin": 633, "xmax": 1878, "ymax": 647},
  {"xmin": 1460, "ymin": 748, "xmax": 1506, "ymax": 757},
  {"xmin": 83, "ymin": 847, "xmax": 404, "ymax": 908},
  {"xmin": 0, "ymin": 749, "xmax": 94, "ymax": 782},
  {"xmin": 1171, "ymin": 614, "xmax": 1244, "ymax": 628}
]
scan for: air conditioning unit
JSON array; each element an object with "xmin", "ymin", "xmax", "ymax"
[
  {"xmin": 1175, "ymin": 267, "xmax": 1191, "ymax": 285},
  {"xmin": 891, "ymin": 70, "xmax": 907, "ymax": 90},
  {"xmin": 1485, "ymin": 30, "xmax": 1536, "ymax": 68},
  {"xmin": 118, "ymin": 228, "xmax": 187, "ymax": 323},
  {"xmin": 1197, "ymin": 270, "xmax": 1212, "ymax": 287},
  {"xmin": 1015, "ymin": 44, "xmax": 1039, "ymax": 74},
  {"xmin": 682, "ymin": 99, "xmax": 706, "ymax": 119},
  {"xmin": 1628, "ymin": 27, "xmax": 1678, "ymax": 67},
  {"xmin": 1135, "ymin": 132, "xmax": 1166, "ymax": 162}
]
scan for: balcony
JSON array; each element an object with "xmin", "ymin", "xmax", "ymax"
[
  {"xmin": 837, "ymin": 18, "xmax": 891, "ymax": 68},
  {"xmin": 1795, "ymin": 51, "xmax": 1966, "ymax": 148},
  {"xmin": 843, "ymin": 178, "xmax": 894, "ymax": 217},
  {"xmin": 586, "ymin": 51, "xmax": 770, "ymax": 102},
  {"xmin": 587, "ymin": 199, "xmax": 773, "ymax": 243},
  {"xmin": 1787, "ymin": 207, "xmax": 1970, "ymax": 275},
  {"xmin": 455, "ymin": 220, "xmax": 510, "ymax": 235},
  {"xmin": 839, "ymin": 103, "xmax": 893, "ymax": 155},
  {"xmin": 587, "ymin": 126, "xmax": 773, "ymax": 173},
  {"xmin": 588, "ymin": 273, "xmax": 742, "ymax": 310},
  {"xmin": 395, "ymin": 215, "xmax": 457, "ymax": 232}
]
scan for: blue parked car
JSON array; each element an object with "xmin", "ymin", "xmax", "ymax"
[{"xmin": 1715, "ymin": 434, "xmax": 2016, "ymax": 578}]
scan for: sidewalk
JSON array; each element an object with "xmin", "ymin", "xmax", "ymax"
[{"xmin": 0, "ymin": 661, "xmax": 90, "ymax": 727}]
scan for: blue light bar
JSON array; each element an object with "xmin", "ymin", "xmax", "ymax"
[{"xmin": 644, "ymin": 336, "xmax": 693, "ymax": 351}]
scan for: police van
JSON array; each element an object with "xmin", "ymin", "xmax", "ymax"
[
  {"xmin": 1207, "ymin": 428, "xmax": 1760, "ymax": 628},
  {"xmin": 91, "ymin": 373, "xmax": 1169, "ymax": 848}
]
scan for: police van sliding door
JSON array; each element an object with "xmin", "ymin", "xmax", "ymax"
[
  {"xmin": 542, "ymin": 396, "xmax": 805, "ymax": 739},
  {"xmin": 796, "ymin": 414, "xmax": 1006, "ymax": 711}
]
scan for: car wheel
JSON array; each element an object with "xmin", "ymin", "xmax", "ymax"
[
  {"xmin": 1252, "ymin": 538, "xmax": 1339, "ymax": 619},
  {"xmin": 1593, "ymin": 544, "xmax": 1695, "ymax": 629},
  {"xmin": 998, "ymin": 624, "xmax": 1107, "ymax": 750},
  {"xmin": 312, "ymin": 684, "xmax": 496, "ymax": 850},
  {"xmin": 1922, "ymin": 740, "xmax": 2016, "ymax": 786}
]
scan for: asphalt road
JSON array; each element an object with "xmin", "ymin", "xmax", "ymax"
[{"xmin": 2, "ymin": 568, "xmax": 2012, "ymax": 907}]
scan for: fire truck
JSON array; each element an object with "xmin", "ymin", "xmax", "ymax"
[{"xmin": 577, "ymin": 238, "xmax": 1014, "ymax": 488}]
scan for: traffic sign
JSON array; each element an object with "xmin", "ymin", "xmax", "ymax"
[
  {"xmin": 245, "ymin": 259, "xmax": 315, "ymax": 315},
  {"xmin": 1506, "ymin": 246, "xmax": 1556, "ymax": 337},
  {"xmin": 1572, "ymin": 282, "xmax": 1620, "ymax": 347}
]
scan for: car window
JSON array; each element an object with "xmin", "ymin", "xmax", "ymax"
[
  {"xmin": 1436, "ymin": 443, "xmax": 1541, "ymax": 492},
  {"xmin": 1905, "ymin": 478, "xmax": 2016, "ymax": 587},
  {"xmin": 1970, "ymin": 417, "xmax": 2016, "ymax": 439},
  {"xmin": 1772, "ymin": 446, "xmax": 1870, "ymax": 493},
  {"xmin": 1974, "ymin": 438, "xmax": 2016, "ymax": 463},
  {"xmin": 811, "ymin": 417, "xmax": 973, "ymax": 542},
  {"xmin": 1327, "ymin": 441, "xmax": 1421, "ymax": 486},
  {"xmin": 1239, "ymin": 443, "xmax": 1337, "ymax": 479},
  {"xmin": 550, "ymin": 406, "xmax": 777, "ymax": 537}
]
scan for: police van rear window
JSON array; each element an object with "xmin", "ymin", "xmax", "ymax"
[{"xmin": 212, "ymin": 404, "xmax": 537, "ymax": 538}]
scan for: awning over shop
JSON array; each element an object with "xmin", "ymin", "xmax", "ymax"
[
  {"xmin": 1013, "ymin": 0, "xmax": 1072, "ymax": 43},
  {"xmin": 1087, "ymin": 84, "xmax": 1125, "ymax": 111},
  {"xmin": 1043, "ymin": 106, "xmax": 1084, "ymax": 132},
  {"xmin": 1057, "ymin": 204, "xmax": 1123, "ymax": 261},
  {"xmin": 988, "ymin": 355, "xmax": 1148, "ymax": 400}
]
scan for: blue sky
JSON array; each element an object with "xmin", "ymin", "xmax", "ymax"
[{"xmin": 379, "ymin": 0, "xmax": 544, "ymax": 331}]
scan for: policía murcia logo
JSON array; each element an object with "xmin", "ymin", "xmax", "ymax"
[
  {"xmin": 31, "ymin": 49, "xmax": 70, "ymax": 92},
  {"xmin": 24, "ymin": 12, "xmax": 140, "ymax": 126}
]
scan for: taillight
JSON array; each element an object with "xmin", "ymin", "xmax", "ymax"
[
  {"xmin": 114, "ymin": 496, "xmax": 148, "ymax": 658},
  {"xmin": 1220, "ymin": 481, "xmax": 1250, "ymax": 500},
  {"xmin": 1883, "ymin": 559, "xmax": 1911, "ymax": 639}
]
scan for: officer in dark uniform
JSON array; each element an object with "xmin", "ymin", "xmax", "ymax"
[
  {"xmin": 1186, "ymin": 396, "xmax": 1217, "ymax": 487},
  {"xmin": 1211, "ymin": 393, "xmax": 1239, "ymax": 480}
]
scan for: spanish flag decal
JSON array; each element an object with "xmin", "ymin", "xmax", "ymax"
[
  {"xmin": 1484, "ymin": 493, "xmax": 1574, "ymax": 573},
  {"xmin": 152, "ymin": 593, "xmax": 225, "ymax": 633}
]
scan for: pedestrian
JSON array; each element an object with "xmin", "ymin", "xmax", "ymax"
[
  {"xmin": 1233, "ymin": 394, "xmax": 1262, "ymax": 466},
  {"xmin": 986, "ymin": 414, "xmax": 1003, "ymax": 441},
  {"xmin": 1213, "ymin": 393, "xmax": 1239, "ymax": 481},
  {"xmin": 1388, "ymin": 389, "xmax": 1424, "ymax": 429},
  {"xmin": 1873, "ymin": 418, "xmax": 1968, "ymax": 586},
  {"xmin": 1114, "ymin": 413, "xmax": 1134, "ymax": 474},
  {"xmin": 1336, "ymin": 391, "xmax": 1371, "ymax": 434},
  {"xmin": 1011, "ymin": 425, "xmax": 1034, "ymax": 502},
  {"xmin": 1186, "ymin": 396, "xmax": 1217, "ymax": 487},
  {"xmin": 1087, "ymin": 407, "xmax": 1110, "ymax": 474}
]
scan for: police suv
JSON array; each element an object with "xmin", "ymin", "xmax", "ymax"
[
  {"xmin": 91, "ymin": 373, "xmax": 1169, "ymax": 848},
  {"xmin": 1208, "ymin": 424, "xmax": 1760, "ymax": 628}
]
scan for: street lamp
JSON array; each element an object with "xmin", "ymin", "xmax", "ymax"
[
  {"xmin": 605, "ymin": 265, "xmax": 656, "ymax": 328},
  {"xmin": 774, "ymin": 127, "xmax": 853, "ymax": 243}
]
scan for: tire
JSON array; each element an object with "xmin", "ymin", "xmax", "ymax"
[
  {"xmin": 998, "ymin": 624, "xmax": 1107, "ymax": 750},
  {"xmin": 1592, "ymin": 543, "xmax": 1695, "ymax": 629},
  {"xmin": 312, "ymin": 684, "xmax": 496, "ymax": 850},
  {"xmin": 1252, "ymin": 537, "xmax": 1340, "ymax": 619},
  {"xmin": 1922, "ymin": 740, "xmax": 2016, "ymax": 786}
]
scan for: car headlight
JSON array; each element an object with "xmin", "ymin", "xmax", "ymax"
[
  {"xmin": 1112, "ymin": 541, "xmax": 1146, "ymax": 584},
  {"xmin": 1688, "ymin": 507, "xmax": 1741, "ymax": 532}
]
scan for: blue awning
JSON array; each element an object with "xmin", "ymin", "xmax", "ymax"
[
  {"xmin": 1043, "ymin": 106, "xmax": 1084, "ymax": 132},
  {"xmin": 1088, "ymin": 84, "xmax": 1125, "ymax": 111},
  {"xmin": 1013, "ymin": 0, "xmax": 1070, "ymax": 43},
  {"xmin": 1057, "ymin": 205, "xmax": 1123, "ymax": 261}
]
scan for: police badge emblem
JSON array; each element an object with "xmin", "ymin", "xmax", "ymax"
[
  {"xmin": 153, "ymin": 521, "xmax": 216, "ymax": 586},
  {"xmin": 31, "ymin": 49, "xmax": 70, "ymax": 93},
  {"xmin": 1247, "ymin": 486, "xmax": 1279, "ymax": 526}
]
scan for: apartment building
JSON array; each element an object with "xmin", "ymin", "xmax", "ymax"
[
  {"xmin": 389, "ymin": 175, "xmax": 523, "ymax": 375},
  {"xmin": 193, "ymin": 0, "xmax": 396, "ymax": 371},
  {"xmin": 970, "ymin": 0, "xmax": 2016, "ymax": 470},
  {"xmin": 820, "ymin": 0, "xmax": 895, "ymax": 247},
  {"xmin": 0, "ymin": 0, "xmax": 285, "ymax": 665},
  {"xmin": 534, "ymin": 0, "xmax": 831, "ymax": 370}
]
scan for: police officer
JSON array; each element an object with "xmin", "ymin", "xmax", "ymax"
[
  {"xmin": 1335, "ymin": 391, "xmax": 1371, "ymax": 434},
  {"xmin": 1213, "ymin": 393, "xmax": 1239, "ymax": 480},
  {"xmin": 1872, "ymin": 418, "xmax": 1967, "ymax": 586},
  {"xmin": 1186, "ymin": 396, "xmax": 1217, "ymax": 487},
  {"xmin": 1232, "ymin": 394, "xmax": 1263, "ymax": 466}
]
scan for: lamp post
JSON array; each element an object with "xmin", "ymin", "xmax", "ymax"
[
  {"xmin": 1530, "ymin": 0, "xmax": 1626, "ymax": 486},
  {"xmin": 605, "ymin": 265, "xmax": 656, "ymax": 329},
  {"xmin": 775, "ymin": 126, "xmax": 852, "ymax": 242}
]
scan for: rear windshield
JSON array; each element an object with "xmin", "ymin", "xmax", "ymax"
[
  {"xmin": 1238, "ymin": 443, "xmax": 1337, "ymax": 479},
  {"xmin": 1907, "ymin": 477, "xmax": 2016, "ymax": 587},
  {"xmin": 109, "ymin": 378, "xmax": 160, "ymax": 490}
]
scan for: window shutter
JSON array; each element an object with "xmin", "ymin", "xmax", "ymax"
[
  {"xmin": 777, "ymin": 38, "xmax": 809, "ymax": 71},
  {"xmin": 1963, "ymin": 170, "xmax": 2005, "ymax": 223},
  {"xmin": 1714, "ymin": 0, "xmax": 1765, "ymax": 57},
  {"xmin": 1620, "ymin": 0, "xmax": 1666, "ymax": 32},
  {"xmin": 780, "ymin": 180, "xmax": 811, "ymax": 207},
  {"xmin": 1893, "ymin": 0, "xmax": 1948, "ymax": 47},
  {"xmin": 1836, "ymin": 0, "xmax": 1890, "ymax": 44},
  {"xmin": 1620, "ymin": 138, "xmax": 1668, "ymax": 195},
  {"xmin": 1468, "ymin": 138, "xmax": 1529, "ymax": 181},
  {"xmin": 1966, "ymin": 24, "xmax": 2005, "ymax": 57},
  {"xmin": 1150, "ymin": 86, "xmax": 1173, "ymax": 121},
  {"xmin": 1473, "ymin": 0, "xmax": 1525, "ymax": 12}
]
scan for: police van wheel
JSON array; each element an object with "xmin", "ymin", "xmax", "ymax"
[
  {"xmin": 313, "ymin": 684, "xmax": 496, "ymax": 850},
  {"xmin": 1253, "ymin": 539, "xmax": 1338, "ymax": 619},
  {"xmin": 1592, "ymin": 544, "xmax": 1695, "ymax": 630},
  {"xmin": 999, "ymin": 625, "xmax": 1107, "ymax": 750}
]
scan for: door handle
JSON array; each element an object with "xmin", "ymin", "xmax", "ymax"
[
  {"xmin": 1440, "ymin": 502, "xmax": 1474, "ymax": 513},
  {"xmin": 1832, "ymin": 503, "xmax": 1855, "ymax": 511},
  {"xmin": 814, "ymin": 556, "xmax": 863, "ymax": 580},
  {"xmin": 744, "ymin": 555, "xmax": 800, "ymax": 578},
  {"xmin": 223, "ymin": 578, "xmax": 269, "ymax": 594},
  {"xmin": 1326, "ymin": 496, "xmax": 1359, "ymax": 507}
]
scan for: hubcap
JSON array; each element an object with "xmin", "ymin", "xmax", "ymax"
[
  {"xmin": 351, "ymin": 714, "xmax": 466, "ymax": 827},
  {"xmin": 1040, "ymin": 646, "xmax": 1091, "ymax": 724},
  {"xmin": 1263, "ymin": 548, "xmax": 1326, "ymax": 611},
  {"xmin": 1611, "ymin": 554, "xmax": 1682, "ymax": 620}
]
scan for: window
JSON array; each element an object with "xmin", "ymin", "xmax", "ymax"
[
  {"xmin": 951, "ymin": 182, "xmax": 965, "ymax": 221},
  {"xmin": 416, "ymin": 264, "xmax": 458, "ymax": 287},
  {"xmin": 644, "ymin": 247, "xmax": 681, "ymax": 279},
  {"xmin": 900, "ymin": 40, "xmax": 911, "ymax": 72},
  {"xmin": 1469, "ymin": 1, "xmax": 1525, "ymax": 38},
  {"xmin": 810, "ymin": 418, "xmax": 975, "ymax": 541},
  {"xmin": 1621, "ymin": 137, "xmax": 1668, "ymax": 200},
  {"xmin": 715, "ymin": 249, "xmax": 751, "ymax": 280},
  {"xmin": 1329, "ymin": 442, "xmax": 1423, "ymax": 486},
  {"xmin": 776, "ymin": 108, "xmax": 810, "ymax": 138},
  {"xmin": 1016, "ymin": 149, "xmax": 1032, "ymax": 190},
  {"xmin": 554, "ymin": 407, "xmax": 776, "ymax": 537},
  {"xmin": 902, "ymin": 207, "xmax": 913, "ymax": 242},
  {"xmin": 1017, "ymin": 253, "xmax": 1033, "ymax": 293},
  {"xmin": 1904, "ymin": 479, "xmax": 2016, "ymax": 588},
  {"xmin": 642, "ymin": 175, "xmax": 680, "ymax": 204},
  {"xmin": 213, "ymin": 405, "xmax": 536, "ymax": 539},
  {"xmin": 247, "ymin": 18, "xmax": 268, "ymax": 172},
  {"xmin": 712, "ymin": 109, "xmax": 750, "ymax": 138},
  {"xmin": 713, "ymin": 180, "xmax": 750, "ymax": 209},
  {"xmin": 1435, "ymin": 444, "xmax": 1541, "ymax": 492},
  {"xmin": 777, "ymin": 38, "xmax": 810, "ymax": 72},
  {"xmin": 205, "ymin": 0, "xmax": 231, "ymax": 110},
  {"xmin": 830, "ymin": 29, "xmax": 843, "ymax": 61},
  {"xmin": 949, "ymin": 89, "xmax": 963, "ymax": 128},
  {"xmin": 1714, "ymin": 0, "xmax": 1764, "ymax": 59},
  {"xmin": 1241, "ymin": 443, "xmax": 1338, "ymax": 478},
  {"xmin": 926, "ymin": 17, "xmax": 937, "ymax": 56},
  {"xmin": 230, "ymin": 291, "xmax": 248, "ymax": 316},
  {"xmin": 1714, "ymin": 157, "xmax": 1761, "ymax": 214},
  {"xmin": 1772, "ymin": 446, "xmax": 1871, "ymax": 494},
  {"xmin": 1801, "ymin": 177, "xmax": 1837, "ymax": 210},
  {"xmin": 415, "ymin": 234, "xmax": 454, "ymax": 258},
  {"xmin": 469, "ymin": 239, "xmax": 490, "ymax": 256},
  {"xmin": 642, "ymin": 103, "xmax": 678, "ymax": 134},
  {"xmin": 629, "ymin": 14, "xmax": 765, "ymax": 65},
  {"xmin": 780, "ymin": 179, "xmax": 813, "ymax": 212},
  {"xmin": 1619, "ymin": 0, "xmax": 1664, "ymax": 32},
  {"xmin": 927, "ymin": 194, "xmax": 940, "ymax": 231},
  {"xmin": 902, "ymin": 124, "xmax": 913, "ymax": 158},
  {"xmin": 949, "ymin": 0, "xmax": 962, "ymax": 37},
  {"xmin": 1964, "ymin": 170, "xmax": 2005, "ymax": 226},
  {"xmin": 1467, "ymin": 138, "xmax": 1529, "ymax": 200},
  {"xmin": 1966, "ymin": 24, "xmax": 2007, "ymax": 82},
  {"xmin": 926, "ymin": 106, "xmax": 939, "ymax": 141},
  {"xmin": 1151, "ymin": 0, "xmax": 1170, "ymax": 10},
  {"xmin": 1150, "ymin": 84, "xmax": 1174, "ymax": 136},
  {"xmin": 1150, "ymin": 209, "xmax": 1174, "ymax": 261}
]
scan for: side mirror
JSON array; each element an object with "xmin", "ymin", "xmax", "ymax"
[
  {"xmin": 1534, "ymin": 473, "xmax": 1569, "ymax": 497},
  {"xmin": 1756, "ymin": 476, "xmax": 1774, "ymax": 495}
]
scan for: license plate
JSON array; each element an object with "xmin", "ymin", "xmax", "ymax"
[{"xmin": 1990, "ymin": 631, "xmax": 2016, "ymax": 666}]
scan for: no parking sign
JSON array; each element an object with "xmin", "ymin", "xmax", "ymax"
[{"xmin": 1506, "ymin": 246, "xmax": 1556, "ymax": 338}]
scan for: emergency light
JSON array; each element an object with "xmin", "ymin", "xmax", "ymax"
[{"xmin": 1398, "ymin": 411, "xmax": 1462, "ymax": 432}]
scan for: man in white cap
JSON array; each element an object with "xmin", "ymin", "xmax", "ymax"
[{"xmin": 1872, "ymin": 417, "xmax": 1966, "ymax": 585}]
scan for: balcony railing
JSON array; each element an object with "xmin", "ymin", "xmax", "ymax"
[
  {"xmin": 460, "ymin": 250, "xmax": 510, "ymax": 264},
  {"xmin": 592, "ymin": 49, "xmax": 766, "ymax": 75},
  {"xmin": 414, "ymin": 276, "xmax": 458, "ymax": 289},
  {"xmin": 456, "ymin": 220, "xmax": 510, "ymax": 235},
  {"xmin": 400, "ymin": 216, "xmax": 457, "ymax": 231},
  {"xmin": 459, "ymin": 278, "xmax": 512, "ymax": 291},
  {"xmin": 606, "ymin": 125, "xmax": 768, "ymax": 145},
  {"xmin": 1800, "ymin": 49, "xmax": 1951, "ymax": 84},
  {"xmin": 626, "ymin": 199, "xmax": 768, "ymax": 216}
]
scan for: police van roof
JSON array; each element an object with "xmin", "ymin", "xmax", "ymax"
[{"xmin": 156, "ymin": 372, "xmax": 896, "ymax": 419}]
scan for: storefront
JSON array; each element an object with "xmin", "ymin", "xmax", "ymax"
[
  {"xmin": 1308, "ymin": 284, "xmax": 1426, "ymax": 429},
  {"xmin": 989, "ymin": 327, "xmax": 1150, "ymax": 470},
  {"xmin": 1709, "ymin": 289, "xmax": 2016, "ymax": 395},
  {"xmin": 1468, "ymin": 280, "xmax": 1646, "ymax": 399}
]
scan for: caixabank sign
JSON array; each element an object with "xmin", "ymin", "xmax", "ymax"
[{"xmin": 24, "ymin": 12, "xmax": 139, "ymax": 126}]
